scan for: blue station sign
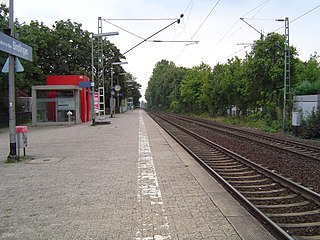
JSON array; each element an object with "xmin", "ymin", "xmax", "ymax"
[
  {"xmin": 0, "ymin": 32, "xmax": 32, "ymax": 61},
  {"xmin": 79, "ymin": 81, "xmax": 92, "ymax": 88}
]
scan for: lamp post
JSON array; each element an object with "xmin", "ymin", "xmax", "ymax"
[
  {"xmin": 91, "ymin": 31, "xmax": 118, "ymax": 125},
  {"xmin": 116, "ymin": 72, "xmax": 126, "ymax": 112},
  {"xmin": 110, "ymin": 61, "xmax": 128, "ymax": 117}
]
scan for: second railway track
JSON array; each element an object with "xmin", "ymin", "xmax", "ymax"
[
  {"xmin": 146, "ymin": 110, "xmax": 320, "ymax": 240},
  {"xmin": 174, "ymin": 114, "xmax": 320, "ymax": 162}
]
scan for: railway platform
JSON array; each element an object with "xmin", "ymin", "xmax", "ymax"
[{"xmin": 0, "ymin": 110, "xmax": 276, "ymax": 239}]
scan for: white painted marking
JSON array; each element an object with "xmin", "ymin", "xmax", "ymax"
[{"xmin": 136, "ymin": 111, "xmax": 171, "ymax": 240}]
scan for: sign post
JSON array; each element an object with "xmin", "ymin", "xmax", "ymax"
[
  {"xmin": 4, "ymin": 0, "xmax": 33, "ymax": 161},
  {"xmin": 0, "ymin": 32, "xmax": 33, "ymax": 61}
]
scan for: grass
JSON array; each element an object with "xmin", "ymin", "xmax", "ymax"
[{"xmin": 195, "ymin": 113, "xmax": 282, "ymax": 133}]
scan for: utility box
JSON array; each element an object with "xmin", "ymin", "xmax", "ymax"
[
  {"xmin": 294, "ymin": 94, "xmax": 320, "ymax": 119},
  {"xmin": 292, "ymin": 112, "xmax": 300, "ymax": 126},
  {"xmin": 16, "ymin": 126, "xmax": 28, "ymax": 148}
]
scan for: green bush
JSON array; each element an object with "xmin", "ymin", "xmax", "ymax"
[
  {"xmin": 295, "ymin": 80, "xmax": 320, "ymax": 95},
  {"xmin": 300, "ymin": 109, "xmax": 320, "ymax": 139}
]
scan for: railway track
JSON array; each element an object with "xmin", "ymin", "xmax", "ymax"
[
  {"xmin": 146, "ymin": 111, "xmax": 320, "ymax": 240},
  {"xmin": 173, "ymin": 114, "xmax": 320, "ymax": 162}
]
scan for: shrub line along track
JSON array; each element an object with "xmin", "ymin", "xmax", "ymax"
[{"xmin": 146, "ymin": 110, "xmax": 320, "ymax": 240}]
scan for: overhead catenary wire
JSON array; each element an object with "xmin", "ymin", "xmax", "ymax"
[
  {"xmin": 241, "ymin": 0, "xmax": 271, "ymax": 19},
  {"xmin": 273, "ymin": 3, "xmax": 320, "ymax": 32},
  {"xmin": 103, "ymin": 15, "xmax": 198, "ymax": 50},
  {"xmin": 167, "ymin": 0, "xmax": 197, "ymax": 54},
  {"xmin": 103, "ymin": 19, "xmax": 145, "ymax": 40},
  {"xmin": 175, "ymin": 0, "xmax": 221, "ymax": 61},
  {"xmin": 191, "ymin": 0, "xmax": 221, "ymax": 39},
  {"xmin": 201, "ymin": 0, "xmax": 270, "ymax": 61},
  {"xmin": 219, "ymin": 45, "xmax": 251, "ymax": 63},
  {"xmin": 122, "ymin": 14, "xmax": 184, "ymax": 56},
  {"xmin": 291, "ymin": 4, "xmax": 320, "ymax": 23},
  {"xmin": 183, "ymin": 0, "xmax": 196, "ymax": 14},
  {"xmin": 181, "ymin": 0, "xmax": 196, "ymax": 38},
  {"xmin": 218, "ymin": 2, "xmax": 319, "ymax": 64},
  {"xmin": 221, "ymin": 0, "xmax": 270, "ymax": 42},
  {"xmin": 173, "ymin": 0, "xmax": 197, "ymax": 61}
]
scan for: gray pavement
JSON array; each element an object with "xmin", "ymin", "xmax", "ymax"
[{"xmin": 0, "ymin": 110, "xmax": 276, "ymax": 240}]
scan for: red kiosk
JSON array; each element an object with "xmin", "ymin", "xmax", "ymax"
[
  {"xmin": 31, "ymin": 75, "xmax": 91, "ymax": 125},
  {"xmin": 46, "ymin": 75, "xmax": 91, "ymax": 122}
]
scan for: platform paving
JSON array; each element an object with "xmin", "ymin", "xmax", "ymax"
[{"xmin": 0, "ymin": 110, "xmax": 276, "ymax": 239}]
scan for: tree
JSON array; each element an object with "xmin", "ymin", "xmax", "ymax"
[
  {"xmin": 120, "ymin": 72, "xmax": 141, "ymax": 107},
  {"xmin": 245, "ymin": 32, "xmax": 297, "ymax": 121},
  {"xmin": 180, "ymin": 63, "xmax": 212, "ymax": 114},
  {"xmin": 220, "ymin": 57, "xmax": 247, "ymax": 116},
  {"xmin": 130, "ymin": 81, "xmax": 142, "ymax": 107},
  {"xmin": 205, "ymin": 63, "xmax": 225, "ymax": 116},
  {"xmin": 295, "ymin": 53, "xmax": 320, "ymax": 84},
  {"xmin": 168, "ymin": 67, "xmax": 186, "ymax": 113},
  {"xmin": 294, "ymin": 53, "xmax": 320, "ymax": 95},
  {"xmin": 0, "ymin": 12, "xmax": 139, "ymax": 125},
  {"xmin": 13, "ymin": 19, "xmax": 126, "ymax": 95},
  {"xmin": 146, "ymin": 60, "xmax": 178, "ymax": 110},
  {"xmin": 0, "ymin": 3, "xmax": 9, "ymax": 113},
  {"xmin": 15, "ymin": 20, "xmax": 52, "ymax": 91}
]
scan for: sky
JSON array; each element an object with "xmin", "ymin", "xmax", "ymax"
[{"xmin": 12, "ymin": 0, "xmax": 320, "ymax": 101}]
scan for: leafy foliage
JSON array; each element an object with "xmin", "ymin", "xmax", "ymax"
[
  {"xmin": 294, "ymin": 53, "xmax": 320, "ymax": 95},
  {"xmin": 295, "ymin": 80, "xmax": 320, "ymax": 95},
  {"xmin": 146, "ymin": 32, "xmax": 320, "ymax": 135},
  {"xmin": 300, "ymin": 109, "xmax": 320, "ymax": 139},
  {"xmin": 146, "ymin": 60, "xmax": 180, "ymax": 110},
  {"xmin": 0, "ymin": 5, "xmax": 136, "ymax": 121},
  {"xmin": 0, "ymin": 4, "xmax": 9, "ymax": 112}
]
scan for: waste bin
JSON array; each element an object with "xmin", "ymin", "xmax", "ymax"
[{"xmin": 16, "ymin": 126, "xmax": 28, "ymax": 157}]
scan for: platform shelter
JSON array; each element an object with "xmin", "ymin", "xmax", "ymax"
[{"xmin": 32, "ymin": 75, "xmax": 91, "ymax": 126}]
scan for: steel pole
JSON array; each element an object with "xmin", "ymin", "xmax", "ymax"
[
  {"xmin": 282, "ymin": 17, "xmax": 290, "ymax": 133},
  {"xmin": 90, "ymin": 34, "xmax": 95, "ymax": 125},
  {"xmin": 110, "ymin": 66, "xmax": 114, "ymax": 117},
  {"xmin": 7, "ymin": 0, "xmax": 17, "ymax": 160},
  {"xmin": 117, "ymin": 76, "xmax": 119, "ymax": 110}
]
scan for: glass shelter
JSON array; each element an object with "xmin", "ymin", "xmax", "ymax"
[
  {"xmin": 31, "ymin": 75, "xmax": 91, "ymax": 126},
  {"xmin": 32, "ymin": 85, "xmax": 81, "ymax": 126}
]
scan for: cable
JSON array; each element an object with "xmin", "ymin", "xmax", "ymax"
[
  {"xmin": 191, "ymin": 0, "xmax": 221, "ymax": 39},
  {"xmin": 175, "ymin": 0, "xmax": 221, "ymax": 61},
  {"xmin": 103, "ymin": 19, "xmax": 145, "ymax": 40},
  {"xmin": 241, "ymin": 0, "xmax": 271, "ymax": 18},
  {"xmin": 201, "ymin": 0, "xmax": 270, "ymax": 61},
  {"xmin": 274, "ymin": 3, "xmax": 320, "ymax": 32},
  {"xmin": 183, "ymin": 0, "xmax": 196, "ymax": 13},
  {"xmin": 122, "ymin": 14, "xmax": 184, "ymax": 56},
  {"xmin": 291, "ymin": 4, "xmax": 320, "ymax": 23},
  {"xmin": 219, "ymin": 45, "xmax": 251, "ymax": 62}
]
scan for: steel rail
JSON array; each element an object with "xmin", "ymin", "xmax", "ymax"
[{"xmin": 174, "ymin": 114, "xmax": 320, "ymax": 162}]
